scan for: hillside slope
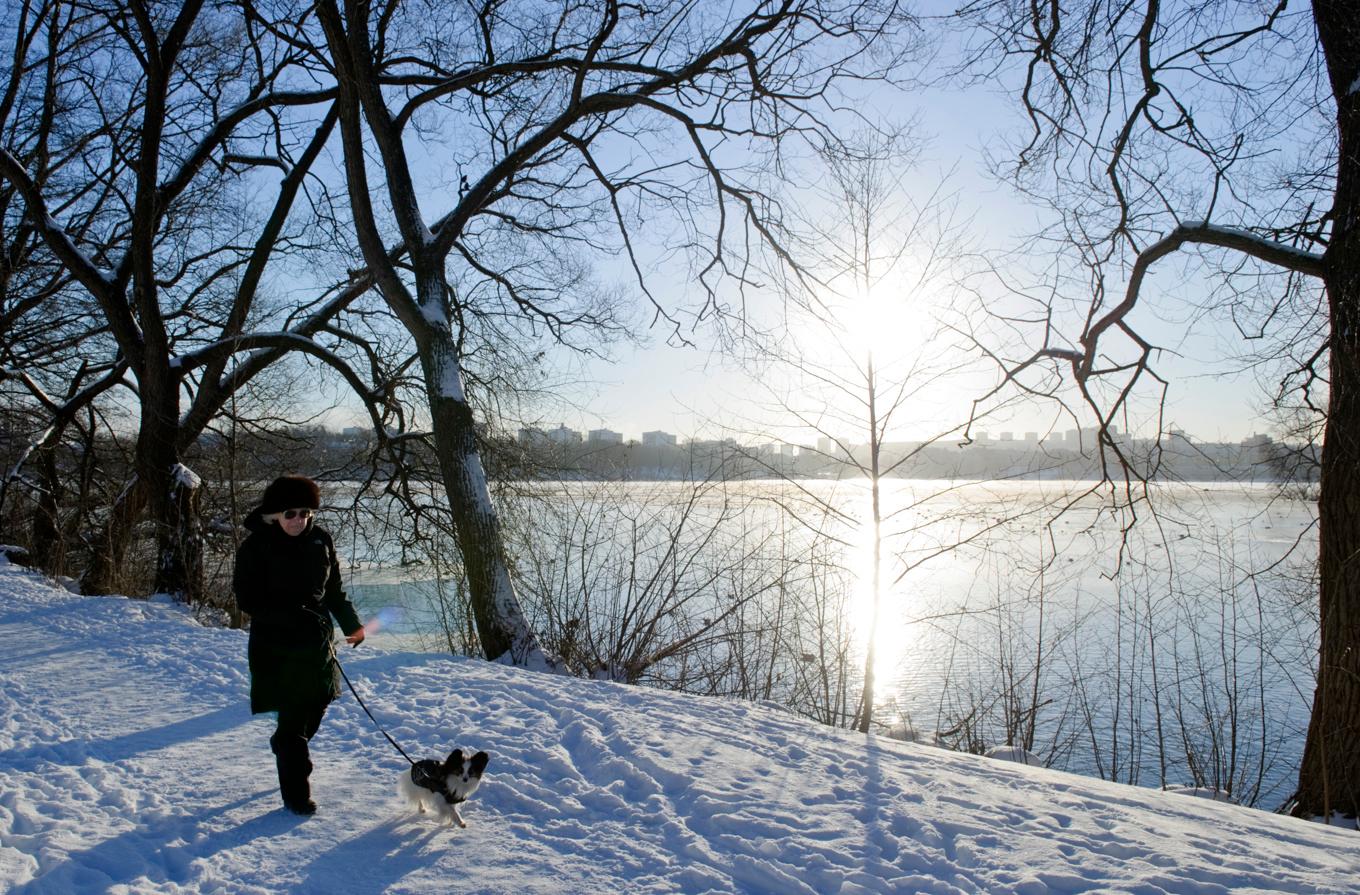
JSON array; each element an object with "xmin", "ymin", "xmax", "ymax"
[{"xmin": 0, "ymin": 561, "xmax": 1354, "ymax": 894}]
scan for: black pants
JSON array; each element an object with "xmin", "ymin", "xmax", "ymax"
[
  {"xmin": 270, "ymin": 700, "xmax": 328, "ymax": 809},
  {"xmin": 275, "ymin": 700, "xmax": 328, "ymax": 742}
]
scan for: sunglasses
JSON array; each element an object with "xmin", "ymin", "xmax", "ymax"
[{"xmin": 280, "ymin": 508, "xmax": 314, "ymax": 520}]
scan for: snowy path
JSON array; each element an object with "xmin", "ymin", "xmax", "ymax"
[{"xmin": 0, "ymin": 561, "xmax": 1356, "ymax": 894}]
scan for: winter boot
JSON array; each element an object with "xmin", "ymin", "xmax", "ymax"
[{"xmin": 270, "ymin": 732, "xmax": 317, "ymax": 815}]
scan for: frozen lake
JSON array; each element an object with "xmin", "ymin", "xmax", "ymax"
[{"xmin": 338, "ymin": 478, "xmax": 1318, "ymax": 809}]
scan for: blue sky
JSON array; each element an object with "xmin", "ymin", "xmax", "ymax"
[
  {"xmin": 517, "ymin": 80, "xmax": 1285, "ymax": 448},
  {"xmin": 312, "ymin": 23, "xmax": 1303, "ymax": 449}
]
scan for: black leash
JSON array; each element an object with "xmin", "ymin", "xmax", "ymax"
[
  {"xmin": 336, "ymin": 654, "xmax": 462, "ymax": 803},
  {"xmin": 334, "ymin": 648, "xmax": 417, "ymax": 768},
  {"xmin": 299, "ymin": 601, "xmax": 417, "ymax": 768},
  {"xmin": 336, "ymin": 651, "xmax": 470, "ymax": 804},
  {"xmin": 302, "ymin": 607, "xmax": 453, "ymax": 797}
]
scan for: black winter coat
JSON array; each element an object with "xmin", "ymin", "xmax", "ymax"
[{"xmin": 233, "ymin": 512, "xmax": 363, "ymax": 714}]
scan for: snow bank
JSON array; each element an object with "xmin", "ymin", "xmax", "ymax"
[
  {"xmin": 1, "ymin": 562, "xmax": 1356, "ymax": 894},
  {"xmin": 984, "ymin": 745, "xmax": 1042, "ymax": 767}
]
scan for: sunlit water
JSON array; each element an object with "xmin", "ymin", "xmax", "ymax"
[{"xmin": 337, "ymin": 478, "xmax": 1317, "ymax": 809}]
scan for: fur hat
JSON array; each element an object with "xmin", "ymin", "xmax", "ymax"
[{"xmin": 258, "ymin": 475, "xmax": 321, "ymax": 514}]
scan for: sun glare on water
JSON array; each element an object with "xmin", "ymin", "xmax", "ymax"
[
  {"xmin": 820, "ymin": 282, "xmax": 938, "ymax": 691},
  {"xmin": 844, "ymin": 502, "xmax": 914, "ymax": 690}
]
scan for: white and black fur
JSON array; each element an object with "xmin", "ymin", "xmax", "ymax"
[{"xmin": 398, "ymin": 748, "xmax": 489, "ymax": 827}]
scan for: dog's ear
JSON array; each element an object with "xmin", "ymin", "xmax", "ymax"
[
  {"xmin": 444, "ymin": 748, "xmax": 465, "ymax": 773},
  {"xmin": 469, "ymin": 750, "xmax": 490, "ymax": 775}
]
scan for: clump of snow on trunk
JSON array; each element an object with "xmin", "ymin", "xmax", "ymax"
[
  {"xmin": 171, "ymin": 463, "xmax": 202, "ymax": 490},
  {"xmin": 430, "ymin": 342, "xmax": 466, "ymax": 403},
  {"xmin": 986, "ymin": 745, "xmax": 1042, "ymax": 766}
]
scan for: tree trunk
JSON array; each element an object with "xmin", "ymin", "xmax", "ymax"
[
  {"xmin": 28, "ymin": 445, "xmax": 63, "ymax": 575},
  {"xmin": 1294, "ymin": 0, "xmax": 1360, "ymax": 821},
  {"xmin": 155, "ymin": 464, "xmax": 203, "ymax": 604},
  {"xmin": 82, "ymin": 476, "xmax": 147, "ymax": 596},
  {"xmin": 419, "ymin": 318, "xmax": 550, "ymax": 667},
  {"xmin": 67, "ymin": 409, "xmax": 99, "ymax": 572},
  {"xmin": 1296, "ymin": 275, "xmax": 1360, "ymax": 821},
  {"xmin": 80, "ymin": 405, "xmax": 201, "ymax": 604},
  {"xmin": 137, "ymin": 362, "xmax": 202, "ymax": 603},
  {"xmin": 855, "ymin": 353, "xmax": 882, "ymax": 734}
]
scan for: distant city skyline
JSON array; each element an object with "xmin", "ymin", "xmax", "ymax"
[
  {"xmin": 501, "ymin": 420, "xmax": 1280, "ymax": 451},
  {"xmin": 493, "ymin": 420, "xmax": 1302, "ymax": 485},
  {"xmin": 321, "ymin": 337, "xmax": 1285, "ymax": 449}
]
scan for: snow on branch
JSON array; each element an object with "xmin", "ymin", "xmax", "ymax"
[
  {"xmin": 1168, "ymin": 222, "xmax": 1327, "ymax": 275},
  {"xmin": 0, "ymin": 361, "xmax": 131, "ymax": 500},
  {"xmin": 1080, "ymin": 221, "xmax": 1325, "ymax": 381},
  {"xmin": 0, "ymin": 149, "xmax": 119, "ymax": 298},
  {"xmin": 173, "ymin": 331, "xmax": 389, "ymax": 435}
]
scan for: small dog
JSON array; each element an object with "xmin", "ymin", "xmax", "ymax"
[{"xmin": 398, "ymin": 748, "xmax": 489, "ymax": 827}]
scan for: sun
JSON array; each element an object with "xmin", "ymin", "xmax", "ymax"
[{"xmin": 829, "ymin": 278, "xmax": 935, "ymax": 373}]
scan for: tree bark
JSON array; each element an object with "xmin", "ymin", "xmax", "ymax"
[
  {"xmin": 155, "ymin": 464, "xmax": 203, "ymax": 604},
  {"xmin": 82, "ymin": 476, "xmax": 147, "ymax": 596},
  {"xmin": 417, "ymin": 290, "xmax": 547, "ymax": 666},
  {"xmin": 136, "ymin": 360, "xmax": 202, "ymax": 603},
  {"xmin": 28, "ymin": 444, "xmax": 63, "ymax": 575},
  {"xmin": 1293, "ymin": 0, "xmax": 1360, "ymax": 821}
]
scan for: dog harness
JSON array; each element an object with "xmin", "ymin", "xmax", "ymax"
[{"xmin": 411, "ymin": 759, "xmax": 467, "ymax": 805}]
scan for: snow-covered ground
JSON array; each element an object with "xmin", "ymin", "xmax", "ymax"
[{"xmin": 1, "ymin": 560, "xmax": 1355, "ymax": 894}]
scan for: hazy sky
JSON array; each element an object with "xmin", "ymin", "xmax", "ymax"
[
  {"xmin": 317, "ymin": 22, "xmax": 1296, "ymax": 448},
  {"xmin": 526, "ymin": 82, "xmax": 1283, "ymax": 447}
]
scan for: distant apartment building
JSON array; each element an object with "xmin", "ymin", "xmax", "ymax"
[
  {"xmin": 641, "ymin": 430, "xmax": 677, "ymax": 448},
  {"xmin": 518, "ymin": 424, "xmax": 581, "ymax": 445},
  {"xmin": 1055, "ymin": 425, "xmax": 1118, "ymax": 446},
  {"xmin": 815, "ymin": 435, "xmax": 854, "ymax": 458},
  {"xmin": 587, "ymin": 428, "xmax": 623, "ymax": 445},
  {"xmin": 686, "ymin": 438, "xmax": 737, "ymax": 451},
  {"xmin": 1000, "ymin": 432, "xmax": 1014, "ymax": 442},
  {"xmin": 546, "ymin": 424, "xmax": 582, "ymax": 445},
  {"xmin": 1024, "ymin": 432, "xmax": 1039, "ymax": 443}
]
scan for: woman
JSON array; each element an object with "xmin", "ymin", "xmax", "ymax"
[{"xmin": 233, "ymin": 475, "xmax": 367, "ymax": 816}]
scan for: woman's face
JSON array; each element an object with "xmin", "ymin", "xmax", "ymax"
[{"xmin": 274, "ymin": 508, "xmax": 313, "ymax": 537}]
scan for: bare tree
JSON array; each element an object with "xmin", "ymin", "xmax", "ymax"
[
  {"xmin": 953, "ymin": 0, "xmax": 1360, "ymax": 820},
  {"xmin": 0, "ymin": 0, "xmax": 397, "ymax": 600},
  {"xmin": 736, "ymin": 130, "xmax": 1062, "ymax": 735},
  {"xmin": 311, "ymin": 0, "xmax": 912, "ymax": 665}
]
